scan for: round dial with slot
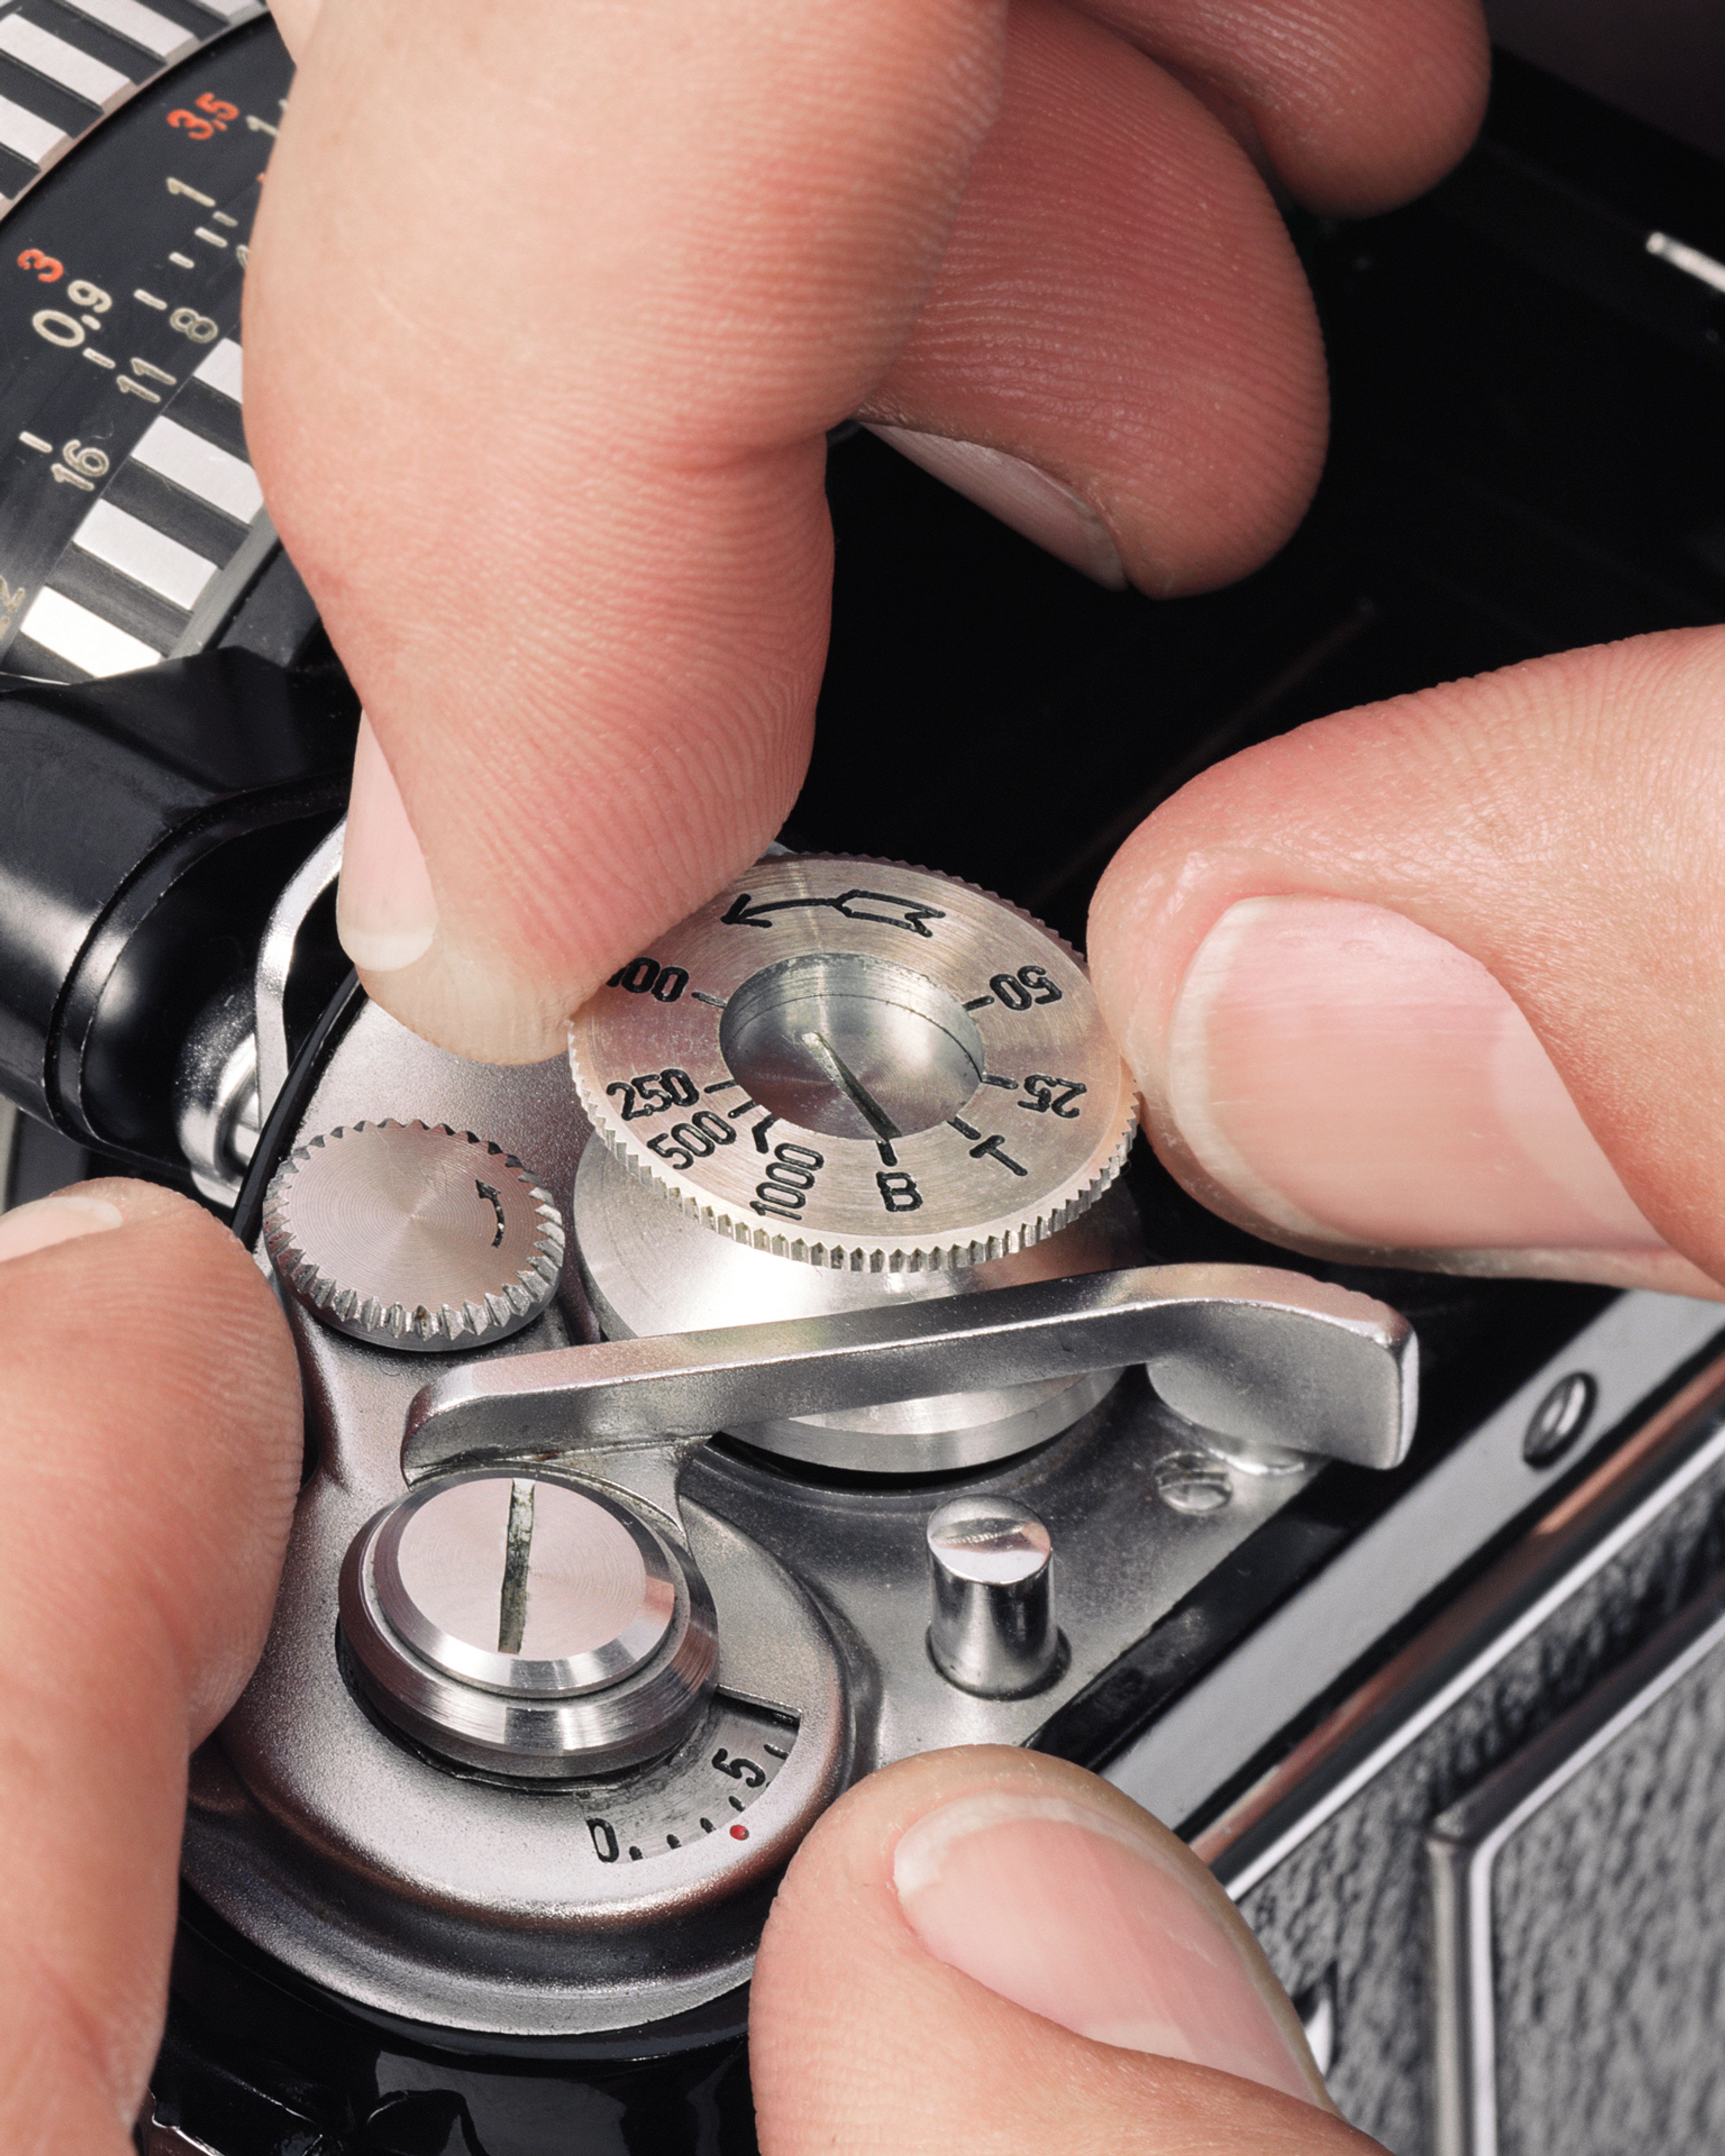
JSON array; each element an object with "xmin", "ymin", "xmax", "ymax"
[{"xmin": 568, "ymin": 857, "xmax": 1137, "ymax": 1271}]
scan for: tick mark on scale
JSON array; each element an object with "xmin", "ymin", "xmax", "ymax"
[
  {"xmin": 949, "ymin": 1118, "xmax": 981, "ymax": 1141},
  {"xmin": 704, "ymin": 1079, "xmax": 742, "ymax": 1094},
  {"xmin": 982, "ymin": 1075, "xmax": 1016, "ymax": 1088},
  {"xmin": 964, "ymin": 996, "xmax": 994, "ymax": 1011},
  {"xmin": 691, "ymin": 991, "xmax": 727, "ymax": 1008},
  {"xmin": 729, "ymin": 1794, "xmax": 746, "ymax": 1812}
]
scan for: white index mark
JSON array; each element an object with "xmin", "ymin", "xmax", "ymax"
[
  {"xmin": 18, "ymin": 432, "xmax": 50, "ymax": 453},
  {"xmin": 193, "ymin": 226, "xmax": 227, "ymax": 248},
  {"xmin": 59, "ymin": 0, "xmax": 192, "ymax": 62},
  {"xmin": 212, "ymin": 211, "xmax": 238, "ymax": 228},
  {"xmin": 1646, "ymin": 231, "xmax": 1725, "ymax": 297},
  {"xmin": 130, "ymin": 415, "xmax": 263, "ymax": 524},
  {"xmin": 169, "ymin": 251, "xmax": 195, "ymax": 269},
  {"xmin": 82, "ymin": 348, "xmax": 115, "ymax": 368},
  {"xmin": 133, "ymin": 288, "xmax": 167, "ymax": 309},
  {"xmin": 19, "ymin": 588, "xmax": 159, "ymax": 677},
  {"xmin": 0, "ymin": 94, "xmax": 66, "ymax": 165},
  {"xmin": 75, "ymin": 498, "xmax": 218, "ymax": 610},
  {"xmin": 0, "ymin": 16, "xmax": 130, "ymax": 106},
  {"xmin": 193, "ymin": 338, "xmax": 242, "ymax": 402}
]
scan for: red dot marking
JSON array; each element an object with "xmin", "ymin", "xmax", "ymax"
[{"xmin": 730, "ymin": 1823, "xmax": 749, "ymax": 1840}]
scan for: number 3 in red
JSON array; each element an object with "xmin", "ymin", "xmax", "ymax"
[{"xmin": 17, "ymin": 249, "xmax": 61, "ymax": 283}]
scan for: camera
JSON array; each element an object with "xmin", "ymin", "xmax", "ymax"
[{"xmin": 0, "ymin": 9, "xmax": 1723, "ymax": 2154}]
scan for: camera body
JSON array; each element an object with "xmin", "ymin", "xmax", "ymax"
[{"xmin": 0, "ymin": 12, "xmax": 1722, "ymax": 2155}]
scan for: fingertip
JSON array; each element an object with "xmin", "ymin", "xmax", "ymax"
[{"xmin": 755, "ymin": 1749, "xmax": 1349, "ymax": 2154}]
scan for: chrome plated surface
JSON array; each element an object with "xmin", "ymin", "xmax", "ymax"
[
  {"xmin": 172, "ymin": 981, "xmax": 259, "ymax": 1206},
  {"xmin": 574, "ymin": 1137, "xmax": 1141, "ymax": 1471},
  {"xmin": 568, "ymin": 857, "xmax": 1137, "ymax": 1270},
  {"xmin": 264, "ymin": 1119, "xmax": 565, "ymax": 1351},
  {"xmin": 927, "ymin": 1495, "xmax": 1058, "ymax": 1697},
  {"xmin": 340, "ymin": 1471, "xmax": 717, "ymax": 1779},
  {"xmin": 253, "ymin": 819, "xmax": 343, "ymax": 1120},
  {"xmin": 190, "ymin": 991, "xmax": 1349, "ymax": 2035},
  {"xmin": 403, "ymin": 1259, "xmax": 1417, "ymax": 1481},
  {"xmin": 1119, "ymin": 1294, "xmax": 1725, "ymax": 1845}
]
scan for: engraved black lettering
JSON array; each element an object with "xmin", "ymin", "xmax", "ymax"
[
  {"xmin": 876, "ymin": 1169, "xmax": 923, "ymax": 1213},
  {"xmin": 1019, "ymin": 1075, "xmax": 1087, "ymax": 1119},
  {"xmin": 589, "ymin": 1819, "xmax": 620, "ymax": 1863},
  {"xmin": 988, "ymin": 965, "xmax": 1066, "ymax": 1014},
  {"xmin": 970, "ymin": 1133, "xmax": 1028, "ymax": 1177}
]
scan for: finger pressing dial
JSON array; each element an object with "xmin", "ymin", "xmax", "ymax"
[{"xmin": 568, "ymin": 859, "xmax": 1137, "ymax": 1270}]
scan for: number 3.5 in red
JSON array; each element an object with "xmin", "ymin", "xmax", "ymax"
[{"xmin": 167, "ymin": 92, "xmax": 239, "ymax": 141}]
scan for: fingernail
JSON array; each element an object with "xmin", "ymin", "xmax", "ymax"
[
  {"xmin": 0, "ymin": 1193, "xmax": 124, "ymax": 1264},
  {"xmin": 336, "ymin": 715, "xmax": 438, "ymax": 974},
  {"xmin": 1163, "ymin": 895, "xmax": 1668, "ymax": 1258},
  {"xmin": 893, "ymin": 1790, "xmax": 1324, "ymax": 2104},
  {"xmin": 866, "ymin": 425, "xmax": 1127, "ymax": 589}
]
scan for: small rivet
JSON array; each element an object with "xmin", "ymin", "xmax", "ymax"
[
  {"xmin": 1153, "ymin": 1450, "xmax": 1234, "ymax": 1516},
  {"xmin": 1523, "ymin": 1372, "xmax": 1596, "ymax": 1467}
]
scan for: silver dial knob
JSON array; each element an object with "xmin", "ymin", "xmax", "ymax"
[
  {"xmin": 926, "ymin": 1495, "xmax": 1059, "ymax": 1698},
  {"xmin": 567, "ymin": 858, "xmax": 1137, "ymax": 1272},
  {"xmin": 264, "ymin": 1120, "xmax": 565, "ymax": 1352},
  {"xmin": 339, "ymin": 1472, "xmax": 718, "ymax": 1778}
]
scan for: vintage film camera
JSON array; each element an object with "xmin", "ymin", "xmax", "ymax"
[{"xmin": 0, "ymin": 8, "xmax": 1723, "ymax": 2153}]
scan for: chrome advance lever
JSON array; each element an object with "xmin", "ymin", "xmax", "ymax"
[{"xmin": 401, "ymin": 1261, "xmax": 1418, "ymax": 1483}]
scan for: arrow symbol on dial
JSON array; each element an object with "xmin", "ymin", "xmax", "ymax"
[{"xmin": 720, "ymin": 888, "xmax": 947, "ymax": 938}]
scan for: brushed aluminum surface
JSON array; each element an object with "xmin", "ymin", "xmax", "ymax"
[{"xmin": 568, "ymin": 857, "xmax": 1137, "ymax": 1270}]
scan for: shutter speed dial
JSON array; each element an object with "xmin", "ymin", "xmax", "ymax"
[{"xmin": 568, "ymin": 858, "xmax": 1137, "ymax": 1273}]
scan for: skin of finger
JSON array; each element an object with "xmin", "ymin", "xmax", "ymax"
[
  {"xmin": 1072, "ymin": 0, "xmax": 1489, "ymax": 216},
  {"xmin": 750, "ymin": 1747, "xmax": 1371, "ymax": 2156},
  {"xmin": 246, "ymin": 0, "xmax": 1009, "ymax": 1064},
  {"xmin": 861, "ymin": 0, "xmax": 1328, "ymax": 597},
  {"xmin": 0, "ymin": 1180, "xmax": 301, "ymax": 2153},
  {"xmin": 1086, "ymin": 626, "xmax": 1725, "ymax": 1295},
  {"xmin": 265, "ymin": 0, "xmax": 319, "ymax": 57}
]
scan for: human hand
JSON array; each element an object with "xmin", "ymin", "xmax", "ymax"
[
  {"xmin": 248, "ymin": 0, "xmax": 1488, "ymax": 1062},
  {"xmin": 0, "ymin": 1184, "xmax": 299, "ymax": 2155},
  {"xmin": 750, "ymin": 1745, "xmax": 1363, "ymax": 2155}
]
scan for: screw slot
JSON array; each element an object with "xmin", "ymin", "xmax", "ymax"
[
  {"xmin": 1153, "ymin": 1450, "xmax": 1234, "ymax": 1516},
  {"xmin": 1523, "ymin": 1372, "xmax": 1596, "ymax": 1467}
]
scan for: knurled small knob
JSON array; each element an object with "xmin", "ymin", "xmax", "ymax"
[{"xmin": 264, "ymin": 1120, "xmax": 565, "ymax": 1352}]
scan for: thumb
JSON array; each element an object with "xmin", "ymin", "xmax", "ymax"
[{"xmin": 751, "ymin": 1747, "xmax": 1369, "ymax": 2155}]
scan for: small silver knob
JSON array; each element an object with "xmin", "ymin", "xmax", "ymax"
[
  {"xmin": 264, "ymin": 1120, "xmax": 564, "ymax": 1352},
  {"xmin": 340, "ymin": 1472, "xmax": 717, "ymax": 1778},
  {"xmin": 926, "ymin": 1495, "xmax": 1058, "ymax": 1697}
]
